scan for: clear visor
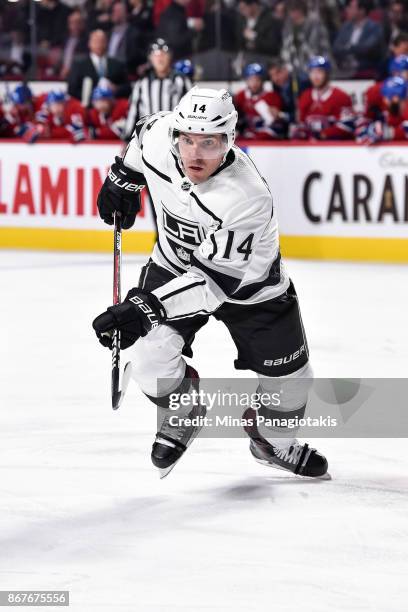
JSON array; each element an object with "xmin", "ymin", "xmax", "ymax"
[{"xmin": 172, "ymin": 130, "xmax": 228, "ymax": 160}]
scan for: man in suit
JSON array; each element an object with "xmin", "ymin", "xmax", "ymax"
[
  {"xmin": 157, "ymin": 0, "xmax": 203, "ymax": 60},
  {"xmin": 333, "ymin": 0, "xmax": 385, "ymax": 78},
  {"xmin": 59, "ymin": 10, "xmax": 88, "ymax": 79},
  {"xmin": 280, "ymin": 0, "xmax": 331, "ymax": 74},
  {"xmin": 107, "ymin": 1, "xmax": 147, "ymax": 75},
  {"xmin": 68, "ymin": 29, "xmax": 130, "ymax": 105},
  {"xmin": 237, "ymin": 0, "xmax": 282, "ymax": 64}
]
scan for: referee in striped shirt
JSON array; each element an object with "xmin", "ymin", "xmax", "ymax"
[{"xmin": 124, "ymin": 38, "xmax": 192, "ymax": 141}]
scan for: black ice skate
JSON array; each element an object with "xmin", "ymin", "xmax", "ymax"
[
  {"xmin": 151, "ymin": 366, "xmax": 206, "ymax": 479},
  {"xmin": 243, "ymin": 408, "xmax": 330, "ymax": 479}
]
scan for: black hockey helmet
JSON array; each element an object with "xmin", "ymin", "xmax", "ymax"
[{"xmin": 148, "ymin": 38, "xmax": 172, "ymax": 55}]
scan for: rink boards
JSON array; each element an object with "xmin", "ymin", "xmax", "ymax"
[{"xmin": 0, "ymin": 140, "xmax": 407, "ymax": 262}]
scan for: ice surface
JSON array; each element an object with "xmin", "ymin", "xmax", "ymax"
[{"xmin": 0, "ymin": 251, "xmax": 407, "ymax": 612}]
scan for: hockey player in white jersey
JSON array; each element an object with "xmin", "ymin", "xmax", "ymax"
[{"xmin": 93, "ymin": 87, "xmax": 329, "ymax": 479}]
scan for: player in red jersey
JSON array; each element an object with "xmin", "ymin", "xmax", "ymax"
[
  {"xmin": 291, "ymin": 56, "xmax": 355, "ymax": 140},
  {"xmin": 357, "ymin": 76, "xmax": 408, "ymax": 143},
  {"xmin": 234, "ymin": 63, "xmax": 286, "ymax": 140},
  {"xmin": 364, "ymin": 55, "xmax": 408, "ymax": 121},
  {"xmin": 87, "ymin": 87, "xmax": 129, "ymax": 140},
  {"xmin": 33, "ymin": 90, "xmax": 86, "ymax": 143},
  {"xmin": 0, "ymin": 85, "xmax": 46, "ymax": 140}
]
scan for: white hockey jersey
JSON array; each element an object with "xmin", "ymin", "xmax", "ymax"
[{"xmin": 122, "ymin": 112, "xmax": 289, "ymax": 321}]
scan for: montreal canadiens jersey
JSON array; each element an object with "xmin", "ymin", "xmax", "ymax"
[
  {"xmin": 298, "ymin": 86, "xmax": 354, "ymax": 139},
  {"xmin": 122, "ymin": 112, "xmax": 289, "ymax": 321}
]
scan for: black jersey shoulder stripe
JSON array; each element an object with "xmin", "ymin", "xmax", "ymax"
[
  {"xmin": 142, "ymin": 155, "xmax": 172, "ymax": 183},
  {"xmin": 191, "ymin": 254, "xmax": 241, "ymax": 295},
  {"xmin": 171, "ymin": 152, "xmax": 184, "ymax": 177},
  {"xmin": 160, "ymin": 279, "xmax": 206, "ymax": 302},
  {"xmin": 135, "ymin": 115, "xmax": 151, "ymax": 138},
  {"xmin": 158, "ymin": 79, "xmax": 163, "ymax": 112},
  {"xmin": 247, "ymin": 158, "xmax": 274, "ymax": 219},
  {"xmin": 231, "ymin": 253, "xmax": 281, "ymax": 300},
  {"xmin": 240, "ymin": 145, "xmax": 273, "ymax": 198},
  {"xmin": 190, "ymin": 192, "xmax": 222, "ymax": 227},
  {"xmin": 210, "ymin": 148, "xmax": 236, "ymax": 178},
  {"xmin": 157, "ymin": 239, "xmax": 186, "ymax": 274}
]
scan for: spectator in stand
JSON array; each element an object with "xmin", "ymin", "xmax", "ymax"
[
  {"xmin": 383, "ymin": 1, "xmax": 408, "ymax": 47},
  {"xmin": 107, "ymin": 1, "xmax": 146, "ymax": 74},
  {"xmin": 87, "ymin": 86, "xmax": 128, "ymax": 139},
  {"xmin": 33, "ymin": 90, "xmax": 86, "ymax": 142},
  {"xmin": 234, "ymin": 63, "xmax": 286, "ymax": 139},
  {"xmin": 380, "ymin": 30, "xmax": 408, "ymax": 78},
  {"xmin": 311, "ymin": 0, "xmax": 341, "ymax": 44},
  {"xmin": 365, "ymin": 53, "xmax": 408, "ymax": 120},
  {"xmin": 0, "ymin": 1, "xmax": 26, "ymax": 38},
  {"xmin": 197, "ymin": 0, "xmax": 237, "ymax": 55},
  {"xmin": 333, "ymin": 0, "xmax": 385, "ymax": 78},
  {"xmin": 357, "ymin": 76, "xmax": 408, "ymax": 143},
  {"xmin": 68, "ymin": 29, "xmax": 130, "ymax": 104},
  {"xmin": 37, "ymin": 0, "xmax": 70, "ymax": 48},
  {"xmin": 59, "ymin": 10, "xmax": 88, "ymax": 79},
  {"xmin": 387, "ymin": 32, "xmax": 408, "ymax": 76},
  {"xmin": 272, "ymin": 1, "xmax": 286, "ymax": 23},
  {"xmin": 0, "ymin": 29, "xmax": 31, "ymax": 78},
  {"xmin": 124, "ymin": 38, "xmax": 192, "ymax": 139},
  {"xmin": 153, "ymin": 0, "xmax": 205, "ymax": 28},
  {"xmin": 157, "ymin": 0, "xmax": 204, "ymax": 60},
  {"xmin": 87, "ymin": 0, "xmax": 115, "ymax": 33},
  {"xmin": 268, "ymin": 59, "xmax": 310, "ymax": 123},
  {"xmin": 60, "ymin": 0, "xmax": 87, "ymax": 6},
  {"xmin": 291, "ymin": 55, "xmax": 355, "ymax": 140},
  {"xmin": 237, "ymin": 0, "xmax": 282, "ymax": 64},
  {"xmin": 391, "ymin": 32, "xmax": 408, "ymax": 60},
  {"xmin": 129, "ymin": 0, "xmax": 154, "ymax": 50},
  {"xmin": 281, "ymin": 0, "xmax": 332, "ymax": 74}
]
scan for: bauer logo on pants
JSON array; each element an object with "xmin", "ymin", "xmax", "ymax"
[{"xmin": 264, "ymin": 345, "xmax": 305, "ymax": 367}]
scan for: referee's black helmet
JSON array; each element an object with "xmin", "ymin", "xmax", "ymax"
[{"xmin": 148, "ymin": 38, "xmax": 172, "ymax": 55}]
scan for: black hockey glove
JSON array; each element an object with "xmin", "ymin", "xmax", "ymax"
[
  {"xmin": 97, "ymin": 156, "xmax": 146, "ymax": 229},
  {"xmin": 92, "ymin": 288, "xmax": 166, "ymax": 350}
]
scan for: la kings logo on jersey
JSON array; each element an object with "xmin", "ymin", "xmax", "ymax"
[{"xmin": 161, "ymin": 202, "xmax": 205, "ymax": 265}]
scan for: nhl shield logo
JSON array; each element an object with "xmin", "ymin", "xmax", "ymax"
[{"xmin": 181, "ymin": 179, "xmax": 192, "ymax": 191}]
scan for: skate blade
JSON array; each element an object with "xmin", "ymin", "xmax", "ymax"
[
  {"xmin": 254, "ymin": 457, "xmax": 332, "ymax": 480},
  {"xmin": 317, "ymin": 472, "xmax": 332, "ymax": 480},
  {"xmin": 159, "ymin": 461, "xmax": 180, "ymax": 479}
]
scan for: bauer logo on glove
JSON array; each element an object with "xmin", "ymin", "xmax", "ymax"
[
  {"xmin": 108, "ymin": 167, "xmax": 144, "ymax": 192},
  {"xmin": 92, "ymin": 288, "xmax": 166, "ymax": 350},
  {"xmin": 97, "ymin": 156, "xmax": 147, "ymax": 229}
]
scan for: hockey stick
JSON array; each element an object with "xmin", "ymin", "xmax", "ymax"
[{"xmin": 111, "ymin": 212, "xmax": 132, "ymax": 410}]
